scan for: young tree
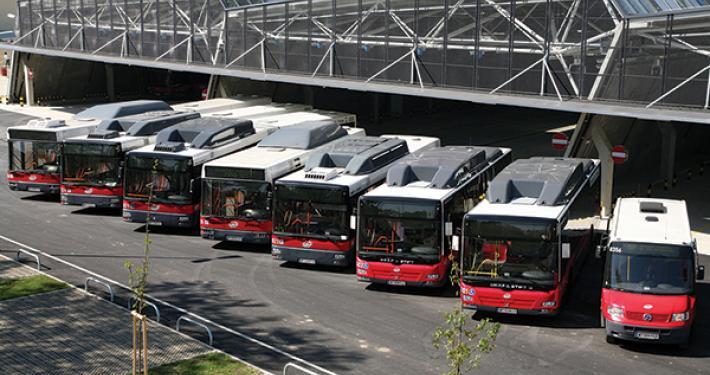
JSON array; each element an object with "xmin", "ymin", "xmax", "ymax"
[
  {"xmin": 125, "ymin": 159, "xmax": 159, "ymax": 375},
  {"xmin": 433, "ymin": 255, "xmax": 500, "ymax": 375}
]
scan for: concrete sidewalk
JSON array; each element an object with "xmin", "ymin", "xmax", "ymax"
[{"xmin": 0, "ymin": 256, "xmax": 239, "ymax": 374}]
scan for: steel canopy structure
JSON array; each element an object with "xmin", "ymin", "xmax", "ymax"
[{"xmin": 7, "ymin": 0, "xmax": 710, "ymax": 121}]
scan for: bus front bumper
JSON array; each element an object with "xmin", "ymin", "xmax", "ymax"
[
  {"xmin": 62, "ymin": 193, "xmax": 122, "ymax": 208},
  {"xmin": 605, "ymin": 320, "xmax": 691, "ymax": 344},
  {"xmin": 357, "ymin": 276, "xmax": 446, "ymax": 288},
  {"xmin": 201, "ymin": 228, "xmax": 270, "ymax": 244},
  {"xmin": 9, "ymin": 182, "xmax": 59, "ymax": 194},
  {"xmin": 123, "ymin": 210, "xmax": 196, "ymax": 228},
  {"xmin": 462, "ymin": 303, "xmax": 559, "ymax": 316},
  {"xmin": 272, "ymin": 246, "xmax": 352, "ymax": 267}
]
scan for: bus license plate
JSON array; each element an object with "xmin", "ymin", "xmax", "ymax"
[
  {"xmin": 298, "ymin": 258, "xmax": 316, "ymax": 265},
  {"xmin": 635, "ymin": 331, "xmax": 659, "ymax": 340},
  {"xmin": 497, "ymin": 308, "xmax": 518, "ymax": 314},
  {"xmin": 148, "ymin": 221, "xmax": 162, "ymax": 226},
  {"xmin": 387, "ymin": 280, "xmax": 406, "ymax": 286},
  {"xmin": 82, "ymin": 203, "xmax": 96, "ymax": 208},
  {"xmin": 28, "ymin": 187, "xmax": 41, "ymax": 192},
  {"xmin": 227, "ymin": 236, "xmax": 243, "ymax": 242}
]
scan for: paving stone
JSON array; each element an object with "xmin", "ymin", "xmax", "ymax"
[{"xmin": 0, "ymin": 288, "xmax": 212, "ymax": 374}]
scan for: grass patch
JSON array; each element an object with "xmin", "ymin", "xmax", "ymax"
[
  {"xmin": 149, "ymin": 352, "xmax": 260, "ymax": 375},
  {"xmin": 0, "ymin": 275, "xmax": 68, "ymax": 301}
]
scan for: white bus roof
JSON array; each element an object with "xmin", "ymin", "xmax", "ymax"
[
  {"xmin": 6, "ymin": 100, "xmax": 172, "ymax": 141},
  {"xmin": 171, "ymin": 95, "xmax": 270, "ymax": 114},
  {"xmin": 126, "ymin": 103, "xmax": 312, "ymax": 165},
  {"xmin": 364, "ymin": 146, "xmax": 512, "ymax": 202},
  {"xmin": 610, "ymin": 198, "xmax": 692, "ymax": 246},
  {"xmin": 276, "ymin": 135, "xmax": 440, "ymax": 196},
  {"xmin": 202, "ymin": 124, "xmax": 364, "ymax": 182},
  {"xmin": 466, "ymin": 157, "xmax": 600, "ymax": 221}
]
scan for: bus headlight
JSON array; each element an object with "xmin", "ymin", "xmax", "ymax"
[
  {"xmin": 607, "ymin": 306, "xmax": 624, "ymax": 320},
  {"xmin": 426, "ymin": 274, "xmax": 440, "ymax": 280},
  {"xmin": 542, "ymin": 301, "xmax": 556, "ymax": 307},
  {"xmin": 357, "ymin": 269, "xmax": 367, "ymax": 275},
  {"xmin": 356, "ymin": 261, "xmax": 368, "ymax": 270},
  {"xmin": 463, "ymin": 295, "xmax": 473, "ymax": 301},
  {"xmin": 671, "ymin": 312, "xmax": 689, "ymax": 322}
]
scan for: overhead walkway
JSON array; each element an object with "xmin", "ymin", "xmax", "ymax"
[{"xmin": 4, "ymin": 0, "xmax": 710, "ymax": 123}]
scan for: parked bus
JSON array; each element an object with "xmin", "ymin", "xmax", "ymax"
[
  {"xmin": 271, "ymin": 135, "xmax": 440, "ymax": 267},
  {"xmin": 460, "ymin": 157, "xmax": 600, "ymax": 315},
  {"xmin": 356, "ymin": 146, "xmax": 512, "ymax": 287},
  {"xmin": 599, "ymin": 198, "xmax": 705, "ymax": 345},
  {"xmin": 7, "ymin": 100, "xmax": 171, "ymax": 194},
  {"xmin": 200, "ymin": 112, "xmax": 362, "ymax": 243},
  {"xmin": 60, "ymin": 97, "xmax": 268, "ymax": 208},
  {"xmin": 122, "ymin": 103, "xmax": 309, "ymax": 227}
]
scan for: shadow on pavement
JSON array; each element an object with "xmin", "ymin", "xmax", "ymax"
[
  {"xmin": 133, "ymin": 225, "xmax": 199, "ymax": 237},
  {"xmin": 70, "ymin": 206, "xmax": 122, "ymax": 217},
  {"xmin": 211, "ymin": 241, "xmax": 270, "ymax": 253},
  {"xmin": 20, "ymin": 193, "xmax": 59, "ymax": 202},
  {"xmin": 278, "ymin": 261, "xmax": 355, "ymax": 275}
]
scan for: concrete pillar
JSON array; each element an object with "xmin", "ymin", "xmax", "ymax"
[
  {"xmin": 371, "ymin": 93, "xmax": 380, "ymax": 124},
  {"xmin": 105, "ymin": 64, "xmax": 116, "ymax": 102},
  {"xmin": 22, "ymin": 61, "xmax": 35, "ymax": 106},
  {"xmin": 303, "ymin": 86, "xmax": 315, "ymax": 107},
  {"xmin": 658, "ymin": 123, "xmax": 676, "ymax": 183},
  {"xmin": 390, "ymin": 94, "xmax": 403, "ymax": 118},
  {"xmin": 590, "ymin": 123, "xmax": 614, "ymax": 218},
  {"xmin": 565, "ymin": 113, "xmax": 589, "ymax": 157},
  {"xmin": 206, "ymin": 74, "xmax": 217, "ymax": 99}
]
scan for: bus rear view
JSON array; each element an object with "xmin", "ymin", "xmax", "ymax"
[
  {"xmin": 600, "ymin": 198, "xmax": 704, "ymax": 345},
  {"xmin": 460, "ymin": 157, "xmax": 600, "ymax": 315}
]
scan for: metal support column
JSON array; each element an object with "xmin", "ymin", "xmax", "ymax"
[
  {"xmin": 23, "ymin": 61, "xmax": 35, "ymax": 106},
  {"xmin": 590, "ymin": 123, "xmax": 613, "ymax": 218},
  {"xmin": 658, "ymin": 123, "xmax": 677, "ymax": 183}
]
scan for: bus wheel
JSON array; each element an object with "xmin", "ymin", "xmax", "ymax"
[{"xmin": 605, "ymin": 334, "xmax": 616, "ymax": 344}]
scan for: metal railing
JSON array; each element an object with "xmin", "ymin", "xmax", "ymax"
[
  {"xmin": 127, "ymin": 296, "xmax": 161, "ymax": 323},
  {"xmin": 84, "ymin": 276, "xmax": 115, "ymax": 302},
  {"xmin": 176, "ymin": 315, "xmax": 214, "ymax": 346},
  {"xmin": 15, "ymin": 249, "xmax": 41, "ymax": 270},
  {"xmin": 283, "ymin": 362, "xmax": 323, "ymax": 375}
]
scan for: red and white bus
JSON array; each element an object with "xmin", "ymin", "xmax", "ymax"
[
  {"xmin": 122, "ymin": 103, "xmax": 309, "ymax": 227},
  {"xmin": 200, "ymin": 111, "xmax": 362, "ymax": 243},
  {"xmin": 7, "ymin": 100, "xmax": 171, "ymax": 194},
  {"xmin": 600, "ymin": 198, "xmax": 705, "ymax": 345},
  {"xmin": 271, "ymin": 135, "xmax": 440, "ymax": 267},
  {"xmin": 460, "ymin": 157, "xmax": 600, "ymax": 315},
  {"xmin": 356, "ymin": 146, "xmax": 511, "ymax": 287},
  {"xmin": 60, "ymin": 97, "xmax": 268, "ymax": 208}
]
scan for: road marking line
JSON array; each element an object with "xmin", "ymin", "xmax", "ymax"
[{"xmin": 0, "ymin": 234, "xmax": 338, "ymax": 375}]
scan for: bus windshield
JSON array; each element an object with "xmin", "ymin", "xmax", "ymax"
[
  {"xmin": 462, "ymin": 216, "xmax": 557, "ymax": 286},
  {"xmin": 9, "ymin": 140, "xmax": 60, "ymax": 173},
  {"xmin": 605, "ymin": 242, "xmax": 694, "ymax": 295},
  {"xmin": 358, "ymin": 198, "xmax": 441, "ymax": 261},
  {"xmin": 125, "ymin": 156, "xmax": 192, "ymax": 204},
  {"xmin": 62, "ymin": 143, "xmax": 122, "ymax": 186},
  {"xmin": 202, "ymin": 179, "xmax": 271, "ymax": 220},
  {"xmin": 273, "ymin": 184, "xmax": 349, "ymax": 240}
]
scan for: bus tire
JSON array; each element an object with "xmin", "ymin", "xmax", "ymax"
[{"xmin": 605, "ymin": 334, "xmax": 616, "ymax": 344}]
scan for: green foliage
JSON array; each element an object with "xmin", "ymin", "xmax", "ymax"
[
  {"xmin": 148, "ymin": 352, "xmax": 260, "ymax": 375},
  {"xmin": 433, "ymin": 254, "xmax": 500, "ymax": 375},
  {"xmin": 124, "ymin": 159, "xmax": 160, "ymax": 314},
  {"xmin": 0, "ymin": 275, "xmax": 68, "ymax": 301}
]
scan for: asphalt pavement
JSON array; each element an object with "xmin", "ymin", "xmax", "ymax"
[{"xmin": 1, "ymin": 107, "xmax": 708, "ymax": 375}]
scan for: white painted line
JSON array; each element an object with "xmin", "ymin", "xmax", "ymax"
[
  {"xmin": 0, "ymin": 234, "xmax": 338, "ymax": 375},
  {"xmin": 545, "ymin": 124, "xmax": 576, "ymax": 133}
]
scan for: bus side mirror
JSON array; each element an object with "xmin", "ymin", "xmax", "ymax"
[
  {"xmin": 445, "ymin": 222, "xmax": 453, "ymax": 236},
  {"xmin": 350, "ymin": 215, "xmax": 357, "ymax": 230},
  {"xmin": 561, "ymin": 243, "xmax": 571, "ymax": 259},
  {"xmin": 452, "ymin": 235, "xmax": 460, "ymax": 252},
  {"xmin": 698, "ymin": 266, "xmax": 705, "ymax": 280}
]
